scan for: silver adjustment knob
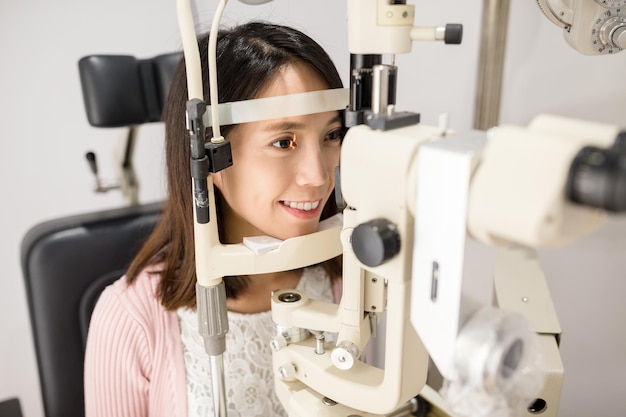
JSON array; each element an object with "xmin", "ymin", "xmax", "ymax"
[
  {"xmin": 600, "ymin": 17, "xmax": 626, "ymax": 49},
  {"xmin": 612, "ymin": 25, "xmax": 626, "ymax": 49}
]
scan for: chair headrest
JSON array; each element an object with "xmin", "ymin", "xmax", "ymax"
[{"xmin": 78, "ymin": 52, "xmax": 182, "ymax": 127}]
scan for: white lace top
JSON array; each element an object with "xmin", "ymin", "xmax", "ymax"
[{"xmin": 177, "ymin": 266, "xmax": 334, "ymax": 417}]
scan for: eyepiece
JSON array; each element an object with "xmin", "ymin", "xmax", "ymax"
[{"xmin": 566, "ymin": 144, "xmax": 626, "ymax": 212}]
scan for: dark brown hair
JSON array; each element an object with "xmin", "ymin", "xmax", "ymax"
[{"xmin": 125, "ymin": 21, "xmax": 344, "ymax": 310}]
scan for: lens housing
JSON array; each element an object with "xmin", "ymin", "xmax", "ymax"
[{"xmin": 566, "ymin": 143, "xmax": 626, "ymax": 212}]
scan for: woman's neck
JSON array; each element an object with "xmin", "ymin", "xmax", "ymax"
[{"xmin": 226, "ymin": 269, "xmax": 302, "ymax": 314}]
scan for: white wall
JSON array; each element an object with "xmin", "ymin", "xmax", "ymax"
[
  {"xmin": 0, "ymin": 1, "xmax": 624, "ymax": 417},
  {"xmin": 1, "ymin": 1, "xmax": 179, "ymax": 416}
]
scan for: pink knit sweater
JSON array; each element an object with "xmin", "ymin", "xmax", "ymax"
[
  {"xmin": 84, "ymin": 267, "xmax": 343, "ymax": 417},
  {"xmin": 84, "ymin": 267, "xmax": 188, "ymax": 417}
]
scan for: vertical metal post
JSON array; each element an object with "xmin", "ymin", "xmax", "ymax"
[
  {"xmin": 121, "ymin": 127, "xmax": 139, "ymax": 206},
  {"xmin": 473, "ymin": 0, "xmax": 510, "ymax": 130}
]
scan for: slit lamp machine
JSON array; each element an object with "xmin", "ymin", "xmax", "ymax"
[{"xmin": 175, "ymin": 1, "xmax": 626, "ymax": 416}]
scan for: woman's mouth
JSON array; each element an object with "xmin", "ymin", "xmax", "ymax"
[
  {"xmin": 279, "ymin": 199, "xmax": 324, "ymax": 220},
  {"xmin": 280, "ymin": 200, "xmax": 321, "ymax": 211}
]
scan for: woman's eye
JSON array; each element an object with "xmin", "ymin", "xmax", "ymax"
[
  {"xmin": 325, "ymin": 128, "xmax": 346, "ymax": 143},
  {"xmin": 271, "ymin": 136, "xmax": 297, "ymax": 149}
]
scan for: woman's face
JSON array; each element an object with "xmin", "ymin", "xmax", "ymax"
[{"xmin": 213, "ymin": 61, "xmax": 343, "ymax": 242}]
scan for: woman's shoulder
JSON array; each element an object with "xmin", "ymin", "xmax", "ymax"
[
  {"xmin": 87, "ymin": 264, "xmax": 178, "ymax": 358},
  {"xmin": 85, "ymin": 264, "xmax": 187, "ymax": 415},
  {"xmin": 96, "ymin": 264, "xmax": 168, "ymax": 320}
]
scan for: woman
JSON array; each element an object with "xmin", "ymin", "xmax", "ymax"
[{"xmin": 84, "ymin": 21, "xmax": 344, "ymax": 417}]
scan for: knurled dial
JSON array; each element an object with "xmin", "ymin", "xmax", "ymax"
[
  {"xmin": 536, "ymin": 0, "xmax": 573, "ymax": 28},
  {"xmin": 592, "ymin": 9, "xmax": 626, "ymax": 53},
  {"xmin": 594, "ymin": 0, "xmax": 626, "ymax": 8}
]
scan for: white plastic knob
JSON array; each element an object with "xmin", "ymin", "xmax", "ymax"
[
  {"xmin": 277, "ymin": 363, "xmax": 297, "ymax": 381},
  {"xmin": 269, "ymin": 334, "xmax": 288, "ymax": 352},
  {"xmin": 331, "ymin": 341, "xmax": 359, "ymax": 370}
]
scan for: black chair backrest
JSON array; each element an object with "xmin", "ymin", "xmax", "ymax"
[
  {"xmin": 78, "ymin": 52, "xmax": 182, "ymax": 127},
  {"xmin": 21, "ymin": 202, "xmax": 163, "ymax": 417},
  {"xmin": 0, "ymin": 398, "xmax": 23, "ymax": 417}
]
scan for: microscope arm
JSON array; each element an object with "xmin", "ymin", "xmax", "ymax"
[{"xmin": 271, "ymin": 124, "xmax": 444, "ymax": 416}]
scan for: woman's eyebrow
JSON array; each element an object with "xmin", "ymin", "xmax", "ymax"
[
  {"xmin": 326, "ymin": 115, "xmax": 342, "ymax": 126},
  {"xmin": 262, "ymin": 115, "xmax": 343, "ymax": 132},
  {"xmin": 262, "ymin": 121, "xmax": 306, "ymax": 132}
]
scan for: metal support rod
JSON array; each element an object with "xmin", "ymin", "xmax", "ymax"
[
  {"xmin": 197, "ymin": 282, "xmax": 229, "ymax": 416},
  {"xmin": 210, "ymin": 354, "xmax": 227, "ymax": 417},
  {"xmin": 473, "ymin": 0, "xmax": 510, "ymax": 130},
  {"xmin": 121, "ymin": 127, "xmax": 139, "ymax": 206},
  {"xmin": 372, "ymin": 65, "xmax": 391, "ymax": 116}
]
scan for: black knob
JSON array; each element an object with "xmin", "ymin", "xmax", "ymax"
[
  {"xmin": 85, "ymin": 151, "xmax": 98, "ymax": 175},
  {"xmin": 351, "ymin": 218, "xmax": 401, "ymax": 267},
  {"xmin": 444, "ymin": 24, "xmax": 463, "ymax": 45}
]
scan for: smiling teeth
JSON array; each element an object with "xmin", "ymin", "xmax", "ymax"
[{"xmin": 283, "ymin": 200, "xmax": 320, "ymax": 211}]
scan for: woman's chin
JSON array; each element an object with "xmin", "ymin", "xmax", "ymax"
[{"xmin": 273, "ymin": 226, "xmax": 319, "ymax": 241}]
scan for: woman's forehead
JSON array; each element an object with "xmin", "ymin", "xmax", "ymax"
[{"xmin": 258, "ymin": 61, "xmax": 329, "ymax": 98}]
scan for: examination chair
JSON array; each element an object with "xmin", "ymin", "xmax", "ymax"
[
  {"xmin": 0, "ymin": 398, "xmax": 23, "ymax": 417},
  {"xmin": 20, "ymin": 51, "xmax": 181, "ymax": 417}
]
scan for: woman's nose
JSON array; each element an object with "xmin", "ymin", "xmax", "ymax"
[{"xmin": 295, "ymin": 146, "xmax": 330, "ymax": 187}]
